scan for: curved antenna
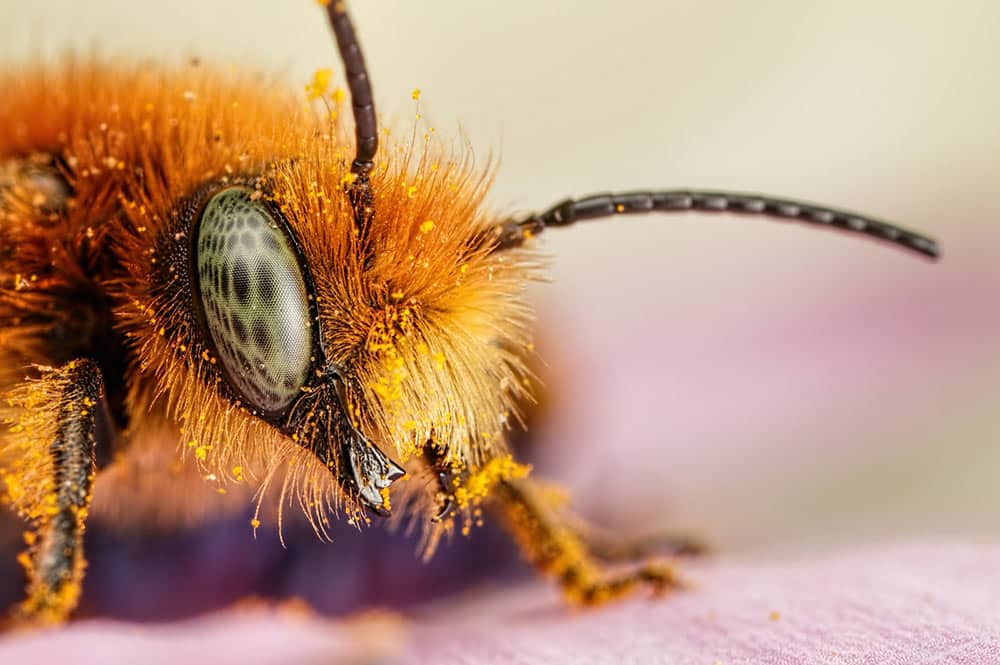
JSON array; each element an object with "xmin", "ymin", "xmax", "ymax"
[
  {"xmin": 492, "ymin": 190, "xmax": 939, "ymax": 259},
  {"xmin": 325, "ymin": 1, "xmax": 377, "ymax": 234}
]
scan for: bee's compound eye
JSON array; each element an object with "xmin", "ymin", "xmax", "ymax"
[{"xmin": 194, "ymin": 187, "xmax": 313, "ymax": 413}]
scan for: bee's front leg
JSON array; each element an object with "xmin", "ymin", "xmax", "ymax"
[
  {"xmin": 492, "ymin": 476, "xmax": 695, "ymax": 606},
  {"xmin": 1, "ymin": 359, "xmax": 107, "ymax": 625}
]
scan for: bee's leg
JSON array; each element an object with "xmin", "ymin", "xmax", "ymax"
[
  {"xmin": 2, "ymin": 359, "xmax": 106, "ymax": 625},
  {"xmin": 492, "ymin": 476, "xmax": 688, "ymax": 605},
  {"xmin": 422, "ymin": 442, "xmax": 466, "ymax": 523}
]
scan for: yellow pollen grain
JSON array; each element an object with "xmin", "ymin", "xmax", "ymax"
[
  {"xmin": 16, "ymin": 551, "xmax": 32, "ymax": 572},
  {"xmin": 250, "ymin": 518, "xmax": 261, "ymax": 529},
  {"xmin": 305, "ymin": 68, "xmax": 333, "ymax": 100},
  {"xmin": 419, "ymin": 219, "xmax": 435, "ymax": 234},
  {"xmin": 411, "ymin": 88, "xmax": 421, "ymax": 100}
]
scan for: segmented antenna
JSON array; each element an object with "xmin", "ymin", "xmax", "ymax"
[
  {"xmin": 325, "ymin": 1, "xmax": 377, "ymax": 234},
  {"xmin": 492, "ymin": 190, "xmax": 939, "ymax": 259}
]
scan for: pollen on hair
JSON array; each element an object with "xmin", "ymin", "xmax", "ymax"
[{"xmin": 453, "ymin": 455, "xmax": 531, "ymax": 510}]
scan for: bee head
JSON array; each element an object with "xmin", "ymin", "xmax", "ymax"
[
  {"xmin": 121, "ymin": 115, "xmax": 536, "ymax": 526},
  {"xmin": 102, "ymin": 2, "xmax": 538, "ymax": 527}
]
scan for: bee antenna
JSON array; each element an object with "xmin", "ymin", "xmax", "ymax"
[
  {"xmin": 325, "ymin": 1, "xmax": 377, "ymax": 236},
  {"xmin": 491, "ymin": 190, "xmax": 939, "ymax": 260}
]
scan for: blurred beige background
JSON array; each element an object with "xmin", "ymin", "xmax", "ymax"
[{"xmin": 2, "ymin": 1, "xmax": 998, "ymax": 555}]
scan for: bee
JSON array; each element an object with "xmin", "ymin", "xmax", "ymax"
[{"xmin": 0, "ymin": 1, "xmax": 939, "ymax": 625}]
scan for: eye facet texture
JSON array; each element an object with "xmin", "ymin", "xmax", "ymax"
[{"xmin": 195, "ymin": 188, "xmax": 313, "ymax": 413}]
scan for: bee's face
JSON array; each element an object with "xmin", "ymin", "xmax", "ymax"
[{"xmin": 109, "ymin": 72, "xmax": 537, "ymax": 518}]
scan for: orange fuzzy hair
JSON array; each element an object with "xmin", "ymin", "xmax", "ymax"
[{"xmin": 0, "ymin": 59, "xmax": 538, "ymax": 536}]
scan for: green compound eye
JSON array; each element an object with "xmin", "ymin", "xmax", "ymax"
[{"xmin": 194, "ymin": 187, "xmax": 313, "ymax": 413}]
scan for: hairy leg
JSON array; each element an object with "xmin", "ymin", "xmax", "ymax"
[
  {"xmin": 492, "ymin": 476, "xmax": 689, "ymax": 605},
  {"xmin": 1, "ymin": 359, "xmax": 106, "ymax": 625}
]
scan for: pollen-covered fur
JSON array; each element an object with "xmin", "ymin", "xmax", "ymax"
[{"xmin": 0, "ymin": 59, "xmax": 539, "ymax": 538}]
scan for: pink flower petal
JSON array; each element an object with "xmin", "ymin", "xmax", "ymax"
[{"xmin": 2, "ymin": 542, "xmax": 996, "ymax": 665}]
